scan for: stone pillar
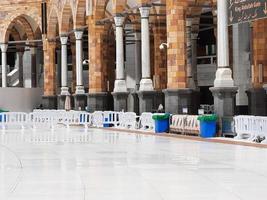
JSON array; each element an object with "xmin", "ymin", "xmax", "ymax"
[
  {"xmin": 1, "ymin": 44, "xmax": 8, "ymax": 87},
  {"xmin": 163, "ymin": 1, "xmax": 197, "ymax": 114},
  {"xmin": 112, "ymin": 16, "xmax": 129, "ymax": 112},
  {"xmin": 137, "ymin": 6, "xmax": 162, "ymax": 113},
  {"xmin": 60, "ymin": 36, "xmax": 69, "ymax": 95},
  {"xmin": 42, "ymin": 40, "xmax": 57, "ymax": 109},
  {"xmin": 134, "ymin": 32, "xmax": 141, "ymax": 90},
  {"xmin": 73, "ymin": 30, "xmax": 87, "ymax": 110},
  {"xmin": 87, "ymin": 17, "xmax": 111, "ymax": 112},
  {"xmin": 139, "ymin": 6, "xmax": 153, "ymax": 91},
  {"xmin": 31, "ymin": 47, "xmax": 37, "ymax": 88},
  {"xmin": 58, "ymin": 36, "xmax": 70, "ymax": 109},
  {"xmin": 210, "ymin": 0, "xmax": 238, "ymax": 117}
]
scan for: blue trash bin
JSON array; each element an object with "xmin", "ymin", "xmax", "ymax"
[
  {"xmin": 200, "ymin": 121, "xmax": 216, "ymax": 138},
  {"xmin": 155, "ymin": 119, "xmax": 169, "ymax": 133}
]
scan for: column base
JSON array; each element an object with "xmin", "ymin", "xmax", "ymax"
[
  {"xmin": 246, "ymin": 87, "xmax": 267, "ymax": 116},
  {"xmin": 42, "ymin": 95, "xmax": 57, "ymax": 109},
  {"xmin": 113, "ymin": 80, "xmax": 127, "ymax": 93},
  {"xmin": 60, "ymin": 87, "xmax": 70, "ymax": 95},
  {"xmin": 163, "ymin": 89, "xmax": 199, "ymax": 115},
  {"xmin": 210, "ymin": 86, "xmax": 238, "ymax": 117},
  {"xmin": 137, "ymin": 90, "xmax": 164, "ymax": 114},
  {"xmin": 73, "ymin": 94, "xmax": 87, "ymax": 111},
  {"xmin": 87, "ymin": 92, "xmax": 112, "ymax": 112},
  {"xmin": 75, "ymin": 85, "xmax": 85, "ymax": 95},
  {"xmin": 58, "ymin": 95, "xmax": 73, "ymax": 110},
  {"xmin": 112, "ymin": 92, "xmax": 129, "ymax": 112},
  {"xmin": 139, "ymin": 78, "xmax": 154, "ymax": 91}
]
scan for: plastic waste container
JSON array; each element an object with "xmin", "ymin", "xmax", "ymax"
[
  {"xmin": 197, "ymin": 115, "xmax": 217, "ymax": 138},
  {"xmin": 152, "ymin": 114, "xmax": 170, "ymax": 133}
]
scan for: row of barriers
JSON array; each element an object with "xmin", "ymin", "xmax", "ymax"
[
  {"xmin": 170, "ymin": 115, "xmax": 200, "ymax": 135},
  {"xmin": 0, "ymin": 110, "xmax": 155, "ymax": 131},
  {"xmin": 234, "ymin": 115, "xmax": 267, "ymax": 143},
  {"xmin": 0, "ymin": 110, "xmax": 202, "ymax": 135}
]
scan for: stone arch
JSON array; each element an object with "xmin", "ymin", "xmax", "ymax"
[
  {"xmin": 60, "ymin": 1, "xmax": 74, "ymax": 34},
  {"xmin": 74, "ymin": 0, "xmax": 87, "ymax": 29},
  {"xmin": 3, "ymin": 15, "xmax": 37, "ymax": 43},
  {"xmin": 47, "ymin": 7, "xmax": 59, "ymax": 39}
]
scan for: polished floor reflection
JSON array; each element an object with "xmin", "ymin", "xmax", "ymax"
[{"xmin": 1, "ymin": 127, "xmax": 267, "ymax": 200}]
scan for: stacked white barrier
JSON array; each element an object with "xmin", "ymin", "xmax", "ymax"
[
  {"xmin": 138, "ymin": 112, "xmax": 154, "ymax": 131},
  {"xmin": 0, "ymin": 112, "xmax": 28, "ymax": 129},
  {"xmin": 170, "ymin": 115, "xmax": 186, "ymax": 133},
  {"xmin": 29, "ymin": 112, "xmax": 56, "ymax": 129},
  {"xmin": 117, "ymin": 112, "xmax": 137, "ymax": 129},
  {"xmin": 234, "ymin": 116, "xmax": 267, "ymax": 141},
  {"xmin": 170, "ymin": 115, "xmax": 200, "ymax": 135},
  {"xmin": 184, "ymin": 115, "xmax": 200, "ymax": 135}
]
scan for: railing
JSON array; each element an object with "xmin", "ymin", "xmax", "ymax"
[
  {"xmin": 170, "ymin": 115, "xmax": 200, "ymax": 135},
  {"xmin": 234, "ymin": 115, "xmax": 267, "ymax": 142}
]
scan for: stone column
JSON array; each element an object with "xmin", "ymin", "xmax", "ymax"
[
  {"xmin": 209, "ymin": 0, "xmax": 238, "ymax": 117},
  {"xmin": 1, "ymin": 44, "xmax": 8, "ymax": 87},
  {"xmin": 74, "ymin": 30, "xmax": 84, "ymax": 94},
  {"xmin": 134, "ymin": 32, "xmax": 141, "ymax": 90},
  {"xmin": 113, "ymin": 16, "xmax": 127, "ymax": 93},
  {"xmin": 58, "ymin": 36, "xmax": 70, "ymax": 109},
  {"xmin": 139, "ymin": 6, "xmax": 153, "ymax": 91},
  {"xmin": 112, "ymin": 16, "xmax": 129, "ymax": 112},
  {"xmin": 137, "ymin": 6, "xmax": 161, "ymax": 114},
  {"xmin": 73, "ymin": 30, "xmax": 86, "ymax": 110},
  {"xmin": 60, "ymin": 36, "xmax": 69, "ymax": 95}
]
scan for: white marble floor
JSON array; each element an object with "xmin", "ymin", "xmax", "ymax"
[{"xmin": 1, "ymin": 127, "xmax": 267, "ymax": 200}]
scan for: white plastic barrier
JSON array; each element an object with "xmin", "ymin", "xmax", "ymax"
[
  {"xmin": 138, "ymin": 112, "xmax": 154, "ymax": 131},
  {"xmin": 29, "ymin": 112, "xmax": 56, "ymax": 129},
  {"xmin": 184, "ymin": 115, "xmax": 200, "ymax": 135},
  {"xmin": 234, "ymin": 116, "xmax": 267, "ymax": 141},
  {"xmin": 62, "ymin": 111, "xmax": 91, "ymax": 129},
  {"xmin": 0, "ymin": 112, "xmax": 28, "ymax": 129},
  {"xmin": 103, "ymin": 111, "xmax": 121, "ymax": 127},
  {"xmin": 117, "ymin": 112, "xmax": 137, "ymax": 129},
  {"xmin": 91, "ymin": 111, "xmax": 104, "ymax": 127},
  {"xmin": 170, "ymin": 115, "xmax": 186, "ymax": 133},
  {"xmin": 170, "ymin": 115, "xmax": 200, "ymax": 135}
]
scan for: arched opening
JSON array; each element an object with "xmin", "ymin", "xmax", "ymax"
[{"xmin": 2, "ymin": 14, "xmax": 42, "ymax": 88}]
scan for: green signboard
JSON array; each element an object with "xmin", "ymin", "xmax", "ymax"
[{"xmin": 228, "ymin": 0, "xmax": 267, "ymax": 25}]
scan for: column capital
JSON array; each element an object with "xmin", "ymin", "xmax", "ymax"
[
  {"xmin": 139, "ymin": 6, "xmax": 151, "ymax": 18},
  {"xmin": 0, "ymin": 43, "xmax": 8, "ymax": 53},
  {"xmin": 74, "ymin": 30, "xmax": 83, "ymax": 40},
  {"xmin": 114, "ymin": 16, "xmax": 125, "ymax": 27},
  {"xmin": 60, "ymin": 35, "xmax": 68, "ymax": 45}
]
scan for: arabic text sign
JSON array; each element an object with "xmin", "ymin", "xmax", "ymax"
[{"xmin": 228, "ymin": 0, "xmax": 267, "ymax": 25}]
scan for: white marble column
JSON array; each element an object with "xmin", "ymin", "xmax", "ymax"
[
  {"xmin": 1, "ymin": 44, "xmax": 8, "ymax": 87},
  {"xmin": 60, "ymin": 36, "xmax": 69, "ymax": 95},
  {"xmin": 139, "ymin": 6, "xmax": 154, "ymax": 91},
  {"xmin": 74, "ymin": 30, "xmax": 84, "ymax": 94},
  {"xmin": 113, "ymin": 16, "xmax": 127, "ymax": 93},
  {"xmin": 134, "ymin": 32, "xmax": 141, "ymax": 90},
  {"xmin": 213, "ymin": 0, "xmax": 234, "ymax": 87}
]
